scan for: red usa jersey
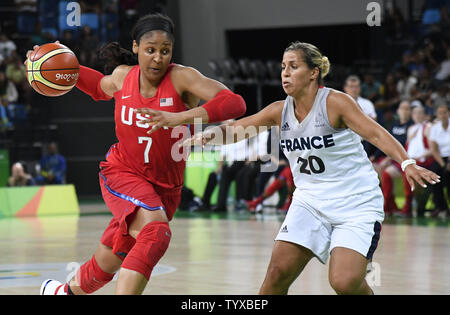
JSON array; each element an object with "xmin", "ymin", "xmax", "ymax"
[{"xmin": 105, "ymin": 64, "xmax": 188, "ymax": 189}]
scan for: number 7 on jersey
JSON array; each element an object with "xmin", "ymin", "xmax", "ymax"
[{"xmin": 138, "ymin": 136, "xmax": 152, "ymax": 163}]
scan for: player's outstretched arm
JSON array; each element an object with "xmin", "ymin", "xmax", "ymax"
[
  {"xmin": 182, "ymin": 100, "xmax": 284, "ymax": 147},
  {"xmin": 135, "ymin": 65, "xmax": 246, "ymax": 134},
  {"xmin": 328, "ymin": 90, "xmax": 440, "ymax": 191},
  {"xmin": 78, "ymin": 64, "xmax": 130, "ymax": 100}
]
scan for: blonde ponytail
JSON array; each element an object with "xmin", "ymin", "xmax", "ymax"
[{"xmin": 320, "ymin": 56, "xmax": 330, "ymax": 78}]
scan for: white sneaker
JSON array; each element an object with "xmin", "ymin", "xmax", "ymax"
[{"xmin": 40, "ymin": 279, "xmax": 67, "ymax": 295}]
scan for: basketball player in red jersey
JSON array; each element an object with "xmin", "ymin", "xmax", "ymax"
[{"xmin": 31, "ymin": 13, "xmax": 246, "ymax": 295}]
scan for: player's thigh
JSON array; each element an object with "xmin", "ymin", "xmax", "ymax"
[{"xmin": 328, "ymin": 247, "xmax": 369, "ymax": 288}]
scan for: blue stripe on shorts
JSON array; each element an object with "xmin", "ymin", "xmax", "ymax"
[{"xmin": 99, "ymin": 172, "xmax": 165, "ymax": 212}]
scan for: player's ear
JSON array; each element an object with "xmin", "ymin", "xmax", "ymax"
[
  {"xmin": 132, "ymin": 40, "xmax": 139, "ymax": 54},
  {"xmin": 311, "ymin": 67, "xmax": 319, "ymax": 82}
]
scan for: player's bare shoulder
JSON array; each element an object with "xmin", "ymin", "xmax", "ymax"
[
  {"xmin": 169, "ymin": 64, "xmax": 202, "ymax": 86},
  {"xmin": 100, "ymin": 64, "xmax": 134, "ymax": 96},
  {"xmin": 327, "ymin": 89, "xmax": 357, "ymax": 111},
  {"xmin": 111, "ymin": 65, "xmax": 134, "ymax": 90}
]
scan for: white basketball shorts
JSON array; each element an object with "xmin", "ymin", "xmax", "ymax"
[{"xmin": 275, "ymin": 188, "xmax": 384, "ymax": 264}]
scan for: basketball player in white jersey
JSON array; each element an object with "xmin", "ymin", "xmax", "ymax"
[{"xmin": 181, "ymin": 41, "xmax": 440, "ymax": 294}]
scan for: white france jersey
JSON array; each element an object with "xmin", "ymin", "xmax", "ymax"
[{"xmin": 280, "ymin": 87, "xmax": 380, "ymax": 200}]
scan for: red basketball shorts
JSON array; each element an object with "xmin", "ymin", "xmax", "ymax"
[{"xmin": 98, "ymin": 163, "xmax": 181, "ymax": 260}]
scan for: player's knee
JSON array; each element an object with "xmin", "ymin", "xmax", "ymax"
[
  {"xmin": 121, "ymin": 221, "xmax": 171, "ymax": 280},
  {"xmin": 137, "ymin": 221, "xmax": 171, "ymax": 259},
  {"xmin": 329, "ymin": 272, "xmax": 363, "ymax": 295},
  {"xmin": 265, "ymin": 263, "xmax": 294, "ymax": 287}
]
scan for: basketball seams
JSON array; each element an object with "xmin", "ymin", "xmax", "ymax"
[
  {"xmin": 40, "ymin": 51, "xmax": 78, "ymax": 70},
  {"xmin": 31, "ymin": 48, "xmax": 76, "ymax": 63},
  {"xmin": 26, "ymin": 44, "xmax": 79, "ymax": 96},
  {"xmin": 30, "ymin": 47, "xmax": 47, "ymax": 96},
  {"xmin": 37, "ymin": 68, "xmax": 80, "ymax": 71}
]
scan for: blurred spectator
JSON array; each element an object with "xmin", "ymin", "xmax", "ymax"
[
  {"xmin": 7, "ymin": 162, "xmax": 36, "ymax": 187},
  {"xmin": 6, "ymin": 54, "xmax": 31, "ymax": 106},
  {"xmin": 375, "ymin": 101, "xmax": 414, "ymax": 216},
  {"xmin": 406, "ymin": 49, "xmax": 425, "ymax": 76},
  {"xmin": 0, "ymin": 97, "xmax": 13, "ymax": 131},
  {"xmin": 15, "ymin": 0, "xmax": 38, "ymax": 34},
  {"xmin": 361, "ymin": 73, "xmax": 382, "ymax": 103},
  {"xmin": 35, "ymin": 142, "xmax": 67, "ymax": 185},
  {"xmin": 428, "ymin": 104, "xmax": 450, "ymax": 217},
  {"xmin": 344, "ymin": 75, "xmax": 377, "ymax": 156},
  {"xmin": 0, "ymin": 71, "xmax": 18, "ymax": 104},
  {"xmin": 5, "ymin": 55, "xmax": 26, "ymax": 86},
  {"xmin": 396, "ymin": 66, "xmax": 418, "ymax": 101},
  {"xmin": 410, "ymin": 65, "xmax": 435, "ymax": 117},
  {"xmin": 415, "ymin": 64, "xmax": 434, "ymax": 98},
  {"xmin": 344, "ymin": 75, "xmax": 377, "ymax": 120},
  {"xmin": 379, "ymin": 73, "xmax": 400, "ymax": 108},
  {"xmin": 422, "ymin": 38, "xmax": 440, "ymax": 69},
  {"xmin": 0, "ymin": 54, "xmax": 4, "ymax": 71},
  {"xmin": 78, "ymin": 26, "xmax": 100, "ymax": 67},
  {"xmin": 435, "ymin": 47, "xmax": 450, "ymax": 81},
  {"xmin": 0, "ymin": 34, "xmax": 17, "ymax": 62},
  {"xmin": 403, "ymin": 105, "xmax": 435, "ymax": 216},
  {"xmin": 376, "ymin": 73, "xmax": 401, "ymax": 126},
  {"xmin": 430, "ymin": 83, "xmax": 450, "ymax": 110}
]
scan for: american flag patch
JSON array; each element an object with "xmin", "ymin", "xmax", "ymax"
[{"xmin": 160, "ymin": 97, "xmax": 173, "ymax": 107}]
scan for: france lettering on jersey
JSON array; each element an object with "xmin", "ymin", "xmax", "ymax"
[
  {"xmin": 105, "ymin": 64, "xmax": 188, "ymax": 189},
  {"xmin": 279, "ymin": 87, "xmax": 380, "ymax": 200}
]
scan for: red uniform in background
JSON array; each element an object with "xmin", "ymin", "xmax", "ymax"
[{"xmin": 99, "ymin": 64, "xmax": 188, "ymax": 259}]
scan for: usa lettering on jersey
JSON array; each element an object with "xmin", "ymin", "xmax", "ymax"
[
  {"xmin": 121, "ymin": 105, "xmax": 151, "ymax": 128},
  {"xmin": 121, "ymin": 105, "xmax": 169, "ymax": 130}
]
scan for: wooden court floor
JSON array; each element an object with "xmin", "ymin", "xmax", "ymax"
[{"xmin": 0, "ymin": 207, "xmax": 449, "ymax": 295}]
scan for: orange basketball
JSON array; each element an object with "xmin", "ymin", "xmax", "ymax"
[{"xmin": 26, "ymin": 43, "xmax": 79, "ymax": 97}]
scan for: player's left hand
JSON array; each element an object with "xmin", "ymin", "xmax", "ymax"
[
  {"xmin": 404, "ymin": 164, "xmax": 440, "ymax": 192},
  {"xmin": 135, "ymin": 108, "xmax": 186, "ymax": 135}
]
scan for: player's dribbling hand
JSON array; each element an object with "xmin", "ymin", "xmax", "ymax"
[
  {"xmin": 25, "ymin": 41, "xmax": 60, "ymax": 65},
  {"xmin": 404, "ymin": 163, "xmax": 440, "ymax": 191},
  {"xmin": 135, "ymin": 107, "xmax": 186, "ymax": 135}
]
